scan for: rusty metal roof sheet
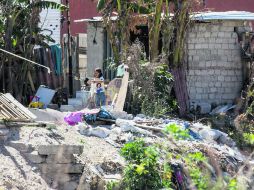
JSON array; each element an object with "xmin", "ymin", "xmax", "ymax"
[
  {"xmin": 192, "ymin": 11, "xmax": 254, "ymax": 21},
  {"xmin": 75, "ymin": 11, "xmax": 254, "ymax": 23},
  {"xmin": 0, "ymin": 93, "xmax": 37, "ymax": 121}
]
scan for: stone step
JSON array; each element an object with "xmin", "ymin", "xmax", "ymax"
[
  {"xmin": 37, "ymin": 145, "xmax": 83, "ymax": 155},
  {"xmin": 60, "ymin": 105, "xmax": 76, "ymax": 112},
  {"xmin": 68, "ymin": 98, "xmax": 83, "ymax": 106},
  {"xmin": 8, "ymin": 141, "xmax": 32, "ymax": 153},
  {"xmin": 63, "ymin": 181, "xmax": 78, "ymax": 190},
  {"xmin": 24, "ymin": 151, "xmax": 46, "ymax": 164},
  {"xmin": 46, "ymin": 154, "xmax": 76, "ymax": 164},
  {"xmin": 39, "ymin": 163, "xmax": 84, "ymax": 174}
]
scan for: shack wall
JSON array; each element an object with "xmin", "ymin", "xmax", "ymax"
[{"xmin": 186, "ymin": 20, "xmax": 249, "ymax": 106}]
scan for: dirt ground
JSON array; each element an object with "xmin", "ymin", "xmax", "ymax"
[{"xmin": 0, "ymin": 109, "xmax": 123, "ymax": 190}]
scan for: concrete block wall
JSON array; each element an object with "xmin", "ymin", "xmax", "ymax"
[
  {"xmin": 186, "ymin": 21, "xmax": 247, "ymax": 106},
  {"xmin": 24, "ymin": 144, "xmax": 84, "ymax": 190}
]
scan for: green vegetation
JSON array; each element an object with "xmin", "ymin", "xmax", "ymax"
[
  {"xmin": 115, "ymin": 124, "xmax": 249, "ymax": 190},
  {"xmin": 163, "ymin": 123, "xmax": 191, "ymax": 140},
  {"xmin": 0, "ymin": 0, "xmax": 66, "ymax": 101},
  {"xmin": 120, "ymin": 139, "xmax": 167, "ymax": 190}
]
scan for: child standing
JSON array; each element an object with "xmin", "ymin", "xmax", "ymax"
[{"xmin": 93, "ymin": 68, "xmax": 106, "ymax": 107}]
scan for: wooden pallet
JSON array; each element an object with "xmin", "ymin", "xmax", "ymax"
[{"xmin": 0, "ymin": 93, "xmax": 37, "ymax": 121}]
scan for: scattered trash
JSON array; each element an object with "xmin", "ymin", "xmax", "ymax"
[
  {"xmin": 64, "ymin": 112, "xmax": 84, "ymax": 126},
  {"xmin": 31, "ymin": 85, "xmax": 56, "ymax": 109},
  {"xmin": 64, "ymin": 109, "xmax": 100, "ymax": 126},
  {"xmin": 86, "ymin": 127, "xmax": 111, "ymax": 138},
  {"xmin": 210, "ymin": 104, "xmax": 236, "ymax": 115}
]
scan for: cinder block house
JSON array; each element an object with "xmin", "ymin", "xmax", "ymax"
[
  {"xmin": 186, "ymin": 12, "xmax": 254, "ymax": 107},
  {"xmin": 81, "ymin": 11, "xmax": 254, "ymax": 110}
]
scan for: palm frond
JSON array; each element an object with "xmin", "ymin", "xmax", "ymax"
[{"xmin": 30, "ymin": 1, "xmax": 67, "ymax": 11}]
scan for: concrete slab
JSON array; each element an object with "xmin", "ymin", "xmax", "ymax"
[
  {"xmin": 46, "ymin": 154, "xmax": 75, "ymax": 164},
  {"xmin": 37, "ymin": 145, "xmax": 83, "ymax": 155},
  {"xmin": 25, "ymin": 151, "xmax": 46, "ymax": 164},
  {"xmin": 39, "ymin": 163, "xmax": 84, "ymax": 174}
]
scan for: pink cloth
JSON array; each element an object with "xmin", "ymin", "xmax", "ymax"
[
  {"xmin": 64, "ymin": 112, "xmax": 84, "ymax": 126},
  {"xmin": 64, "ymin": 109, "xmax": 100, "ymax": 126}
]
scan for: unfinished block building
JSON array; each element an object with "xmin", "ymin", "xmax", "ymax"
[
  {"xmin": 84, "ymin": 12, "xmax": 254, "ymax": 111},
  {"xmin": 186, "ymin": 20, "xmax": 248, "ymax": 106}
]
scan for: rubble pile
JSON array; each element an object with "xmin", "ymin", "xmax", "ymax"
[
  {"xmin": 0, "ymin": 103, "xmax": 253, "ymax": 189},
  {"xmin": 65, "ymin": 107, "xmax": 253, "ymax": 188},
  {"xmin": 0, "ymin": 123, "xmax": 9, "ymax": 142}
]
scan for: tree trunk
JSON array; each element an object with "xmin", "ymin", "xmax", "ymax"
[{"xmin": 149, "ymin": 0, "xmax": 163, "ymax": 61}]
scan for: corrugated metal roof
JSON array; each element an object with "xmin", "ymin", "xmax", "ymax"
[
  {"xmin": 192, "ymin": 11, "xmax": 254, "ymax": 21},
  {"xmin": 74, "ymin": 16, "xmax": 117, "ymax": 23},
  {"xmin": 75, "ymin": 11, "xmax": 254, "ymax": 23}
]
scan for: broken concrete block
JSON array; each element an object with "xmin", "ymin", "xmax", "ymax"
[
  {"xmin": 63, "ymin": 181, "xmax": 78, "ymax": 190},
  {"xmin": 8, "ymin": 141, "xmax": 32, "ymax": 153},
  {"xmin": 46, "ymin": 154, "xmax": 76, "ymax": 164},
  {"xmin": 44, "ymin": 173, "xmax": 71, "ymax": 184},
  {"xmin": 116, "ymin": 118, "xmax": 135, "ymax": 127},
  {"xmin": 136, "ymin": 114, "xmax": 146, "ymax": 118},
  {"xmin": 116, "ymin": 119, "xmax": 152, "ymax": 136},
  {"xmin": 87, "ymin": 127, "xmax": 111, "ymax": 138},
  {"xmin": 199, "ymin": 129, "xmax": 222, "ymax": 141},
  {"xmin": 77, "ymin": 183, "xmax": 91, "ymax": 190},
  {"xmin": 0, "ymin": 135, "xmax": 8, "ymax": 142},
  {"xmin": 218, "ymin": 134, "xmax": 236, "ymax": 147},
  {"xmin": 37, "ymin": 145, "xmax": 83, "ymax": 155},
  {"xmin": 0, "ymin": 124, "xmax": 6, "ymax": 129},
  {"xmin": 110, "ymin": 111, "xmax": 133, "ymax": 120},
  {"xmin": 196, "ymin": 102, "xmax": 212, "ymax": 114},
  {"xmin": 111, "ymin": 127, "xmax": 122, "ymax": 135},
  {"xmin": 0, "ymin": 128, "xmax": 9, "ymax": 136},
  {"xmin": 25, "ymin": 151, "xmax": 46, "ymax": 164},
  {"xmin": 39, "ymin": 163, "xmax": 84, "ymax": 174},
  {"xmin": 120, "ymin": 132, "xmax": 134, "ymax": 142}
]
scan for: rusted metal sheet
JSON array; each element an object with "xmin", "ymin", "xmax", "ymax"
[
  {"xmin": 0, "ymin": 93, "xmax": 37, "ymax": 121},
  {"xmin": 193, "ymin": 11, "xmax": 254, "ymax": 21}
]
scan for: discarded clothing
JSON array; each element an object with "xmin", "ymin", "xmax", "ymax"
[
  {"xmin": 97, "ymin": 108, "xmax": 116, "ymax": 120},
  {"xmin": 64, "ymin": 111, "xmax": 84, "ymax": 126},
  {"xmin": 84, "ymin": 114, "xmax": 97, "ymax": 123},
  {"xmin": 184, "ymin": 122, "xmax": 203, "ymax": 141},
  {"xmin": 82, "ymin": 108, "xmax": 100, "ymax": 123},
  {"xmin": 50, "ymin": 45, "xmax": 62, "ymax": 75},
  {"xmin": 64, "ymin": 109, "xmax": 100, "ymax": 125}
]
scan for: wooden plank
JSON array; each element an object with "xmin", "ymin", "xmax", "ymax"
[
  {"xmin": 5, "ymin": 121, "xmax": 44, "ymax": 127},
  {"xmin": 0, "ymin": 104, "xmax": 17, "ymax": 118},
  {"xmin": 2, "ymin": 93, "xmax": 36, "ymax": 119},
  {"xmin": 0, "ymin": 95, "xmax": 25, "ymax": 118},
  {"xmin": 134, "ymin": 123, "xmax": 162, "ymax": 132},
  {"xmin": 1, "ymin": 94, "xmax": 31, "ymax": 118},
  {"xmin": 0, "ymin": 93, "xmax": 36, "ymax": 121},
  {"xmin": 114, "ymin": 67, "xmax": 129, "ymax": 112},
  {"xmin": 0, "ymin": 96, "xmax": 26, "ymax": 118},
  {"xmin": 111, "ymin": 93, "xmax": 118, "ymax": 106}
]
